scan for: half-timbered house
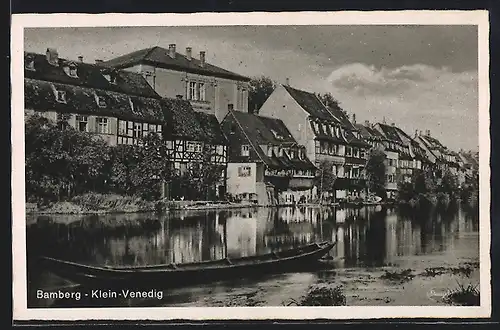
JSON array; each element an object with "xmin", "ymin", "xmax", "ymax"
[{"xmin": 221, "ymin": 111, "xmax": 317, "ymax": 206}]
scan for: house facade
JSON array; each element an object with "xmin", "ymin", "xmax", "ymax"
[
  {"xmin": 102, "ymin": 45, "xmax": 251, "ymax": 123},
  {"xmin": 258, "ymin": 84, "xmax": 369, "ymax": 200},
  {"xmin": 24, "ymin": 48, "xmax": 229, "ymax": 200},
  {"xmin": 221, "ymin": 111, "xmax": 317, "ymax": 206}
]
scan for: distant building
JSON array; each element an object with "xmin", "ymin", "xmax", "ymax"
[
  {"xmin": 102, "ymin": 45, "xmax": 251, "ymax": 122},
  {"xmin": 258, "ymin": 84, "xmax": 369, "ymax": 200},
  {"xmin": 415, "ymin": 130, "xmax": 458, "ymax": 178},
  {"xmin": 220, "ymin": 110, "xmax": 317, "ymax": 205}
]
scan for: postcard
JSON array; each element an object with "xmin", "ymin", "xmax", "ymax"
[{"xmin": 11, "ymin": 10, "xmax": 491, "ymax": 321}]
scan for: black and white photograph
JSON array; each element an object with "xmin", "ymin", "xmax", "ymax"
[{"xmin": 12, "ymin": 11, "xmax": 490, "ymax": 320}]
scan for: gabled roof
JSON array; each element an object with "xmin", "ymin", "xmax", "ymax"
[
  {"xmin": 102, "ymin": 46, "xmax": 250, "ymax": 82},
  {"xmin": 231, "ymin": 111, "xmax": 296, "ymax": 146},
  {"xmin": 283, "ymin": 85, "xmax": 341, "ymax": 123},
  {"xmin": 222, "ymin": 111, "xmax": 316, "ymax": 171},
  {"xmin": 377, "ymin": 123, "xmax": 404, "ymax": 144},
  {"xmin": 193, "ymin": 112, "xmax": 227, "ymax": 145},
  {"xmin": 24, "ymin": 52, "xmax": 160, "ymax": 98},
  {"xmin": 355, "ymin": 124, "xmax": 384, "ymax": 140}
]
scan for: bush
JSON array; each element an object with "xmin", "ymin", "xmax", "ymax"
[
  {"xmin": 443, "ymin": 283, "xmax": 480, "ymax": 306},
  {"xmin": 286, "ymin": 285, "xmax": 346, "ymax": 306}
]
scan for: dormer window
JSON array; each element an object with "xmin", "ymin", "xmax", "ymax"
[
  {"xmin": 25, "ymin": 57, "xmax": 35, "ymax": 71},
  {"xmin": 103, "ymin": 72, "xmax": 117, "ymax": 84},
  {"xmin": 290, "ymin": 149, "xmax": 295, "ymax": 159},
  {"xmin": 278, "ymin": 148, "xmax": 284, "ymax": 157},
  {"xmin": 95, "ymin": 93, "xmax": 106, "ymax": 108},
  {"xmin": 64, "ymin": 64, "xmax": 78, "ymax": 78},
  {"xmin": 56, "ymin": 90, "xmax": 67, "ymax": 103},
  {"xmin": 267, "ymin": 145, "xmax": 273, "ymax": 157},
  {"xmin": 322, "ymin": 123, "xmax": 327, "ymax": 133}
]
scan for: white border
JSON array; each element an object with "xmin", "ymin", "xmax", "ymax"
[{"xmin": 12, "ymin": 11, "xmax": 491, "ymax": 321}]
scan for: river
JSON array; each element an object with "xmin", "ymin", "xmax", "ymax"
[{"xmin": 26, "ymin": 204, "xmax": 480, "ymax": 307}]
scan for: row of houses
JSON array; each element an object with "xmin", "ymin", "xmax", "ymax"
[{"xmin": 23, "ymin": 46, "xmax": 478, "ymax": 205}]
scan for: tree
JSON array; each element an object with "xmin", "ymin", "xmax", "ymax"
[
  {"xmin": 316, "ymin": 92, "xmax": 348, "ymax": 117},
  {"xmin": 314, "ymin": 160, "xmax": 337, "ymax": 203},
  {"xmin": 365, "ymin": 149, "xmax": 387, "ymax": 199},
  {"xmin": 25, "ymin": 114, "xmax": 112, "ymax": 201},
  {"xmin": 248, "ymin": 76, "xmax": 276, "ymax": 114},
  {"xmin": 129, "ymin": 133, "xmax": 172, "ymax": 200}
]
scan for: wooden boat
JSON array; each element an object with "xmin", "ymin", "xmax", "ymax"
[{"xmin": 36, "ymin": 241, "xmax": 335, "ymax": 289}]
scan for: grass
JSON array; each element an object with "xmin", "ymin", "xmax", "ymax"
[
  {"xmin": 285, "ymin": 285, "xmax": 347, "ymax": 306},
  {"xmin": 443, "ymin": 282, "xmax": 480, "ymax": 306}
]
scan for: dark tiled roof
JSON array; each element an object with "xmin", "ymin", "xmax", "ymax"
[
  {"xmin": 283, "ymin": 85, "xmax": 357, "ymax": 131},
  {"xmin": 102, "ymin": 46, "xmax": 250, "ymax": 82},
  {"xmin": 231, "ymin": 111, "xmax": 296, "ymax": 146},
  {"xmin": 377, "ymin": 123, "xmax": 404, "ymax": 143},
  {"xmin": 193, "ymin": 112, "xmax": 227, "ymax": 145},
  {"xmin": 24, "ymin": 52, "xmax": 160, "ymax": 98},
  {"xmin": 283, "ymin": 85, "xmax": 339, "ymax": 122},
  {"xmin": 25, "ymin": 78, "xmax": 163, "ymax": 123},
  {"xmin": 160, "ymin": 98, "xmax": 207, "ymax": 141},
  {"xmin": 344, "ymin": 129, "xmax": 370, "ymax": 148},
  {"xmin": 222, "ymin": 111, "xmax": 316, "ymax": 171}
]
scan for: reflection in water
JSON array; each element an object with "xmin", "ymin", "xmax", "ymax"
[{"xmin": 27, "ymin": 205, "xmax": 479, "ymax": 270}]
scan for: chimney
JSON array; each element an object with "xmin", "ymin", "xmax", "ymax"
[
  {"xmin": 382, "ymin": 116, "xmax": 386, "ymax": 124},
  {"xmin": 46, "ymin": 48, "xmax": 59, "ymax": 66},
  {"xmin": 175, "ymin": 94, "xmax": 183, "ymax": 100},
  {"xmin": 78, "ymin": 56, "xmax": 84, "ymax": 62},
  {"xmin": 228, "ymin": 103, "xmax": 234, "ymax": 111},
  {"xmin": 352, "ymin": 114, "xmax": 357, "ymax": 124},
  {"xmin": 364, "ymin": 120, "xmax": 370, "ymax": 126},
  {"xmin": 168, "ymin": 44, "xmax": 176, "ymax": 58},
  {"xmin": 391, "ymin": 122, "xmax": 395, "ymax": 127},
  {"xmin": 285, "ymin": 77, "xmax": 290, "ymax": 85},
  {"xmin": 186, "ymin": 47, "xmax": 192, "ymax": 61},
  {"xmin": 95, "ymin": 59, "xmax": 103, "ymax": 65},
  {"xmin": 426, "ymin": 129, "xmax": 430, "ymax": 136},
  {"xmin": 419, "ymin": 130, "xmax": 423, "ymax": 136},
  {"xmin": 200, "ymin": 51, "xmax": 206, "ymax": 67},
  {"xmin": 414, "ymin": 129, "xmax": 418, "ymax": 137}
]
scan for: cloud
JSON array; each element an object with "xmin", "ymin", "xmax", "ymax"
[{"xmin": 326, "ymin": 63, "xmax": 478, "ymax": 151}]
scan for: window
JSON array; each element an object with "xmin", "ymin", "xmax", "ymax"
[
  {"xmin": 133, "ymin": 123, "xmax": 142, "ymax": 139},
  {"xmin": 118, "ymin": 120, "xmax": 126, "ymax": 135},
  {"xmin": 267, "ymin": 145, "xmax": 273, "ymax": 157},
  {"xmin": 96, "ymin": 117, "xmax": 109, "ymax": 134},
  {"xmin": 187, "ymin": 141, "xmax": 203, "ymax": 153},
  {"xmin": 197, "ymin": 82, "xmax": 206, "ymax": 101},
  {"xmin": 76, "ymin": 115, "xmax": 88, "ymax": 132},
  {"xmin": 69, "ymin": 65, "xmax": 78, "ymax": 78},
  {"xmin": 315, "ymin": 140, "xmax": 320, "ymax": 155},
  {"xmin": 55, "ymin": 90, "xmax": 67, "ymax": 103},
  {"xmin": 353, "ymin": 148, "xmax": 359, "ymax": 158},
  {"xmin": 95, "ymin": 94, "xmax": 106, "ymax": 108},
  {"xmin": 25, "ymin": 58, "xmax": 35, "ymax": 71},
  {"xmin": 241, "ymin": 144, "xmax": 250, "ymax": 157},
  {"xmin": 360, "ymin": 149, "xmax": 366, "ymax": 159},
  {"xmin": 238, "ymin": 166, "xmax": 251, "ymax": 177},
  {"xmin": 189, "ymin": 81, "xmax": 197, "ymax": 100},
  {"xmin": 346, "ymin": 146, "xmax": 352, "ymax": 157}
]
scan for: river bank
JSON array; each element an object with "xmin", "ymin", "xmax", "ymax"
[{"xmin": 26, "ymin": 193, "xmax": 386, "ymax": 215}]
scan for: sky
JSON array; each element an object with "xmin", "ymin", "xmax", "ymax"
[{"xmin": 24, "ymin": 25, "xmax": 479, "ymax": 151}]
